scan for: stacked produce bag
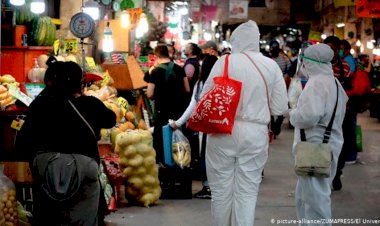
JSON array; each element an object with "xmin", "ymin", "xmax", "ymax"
[
  {"xmin": 0, "ymin": 165, "xmax": 19, "ymax": 226},
  {"xmin": 115, "ymin": 130, "xmax": 161, "ymax": 207}
]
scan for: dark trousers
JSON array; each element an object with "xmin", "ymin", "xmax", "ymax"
[{"xmin": 334, "ymin": 109, "xmax": 357, "ymax": 179}]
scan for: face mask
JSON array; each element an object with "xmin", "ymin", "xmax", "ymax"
[{"xmin": 338, "ymin": 49, "xmax": 344, "ymax": 58}]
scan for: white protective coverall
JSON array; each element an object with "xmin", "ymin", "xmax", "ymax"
[
  {"xmin": 289, "ymin": 43, "xmax": 348, "ymax": 225},
  {"xmin": 200, "ymin": 20, "xmax": 289, "ymax": 226}
]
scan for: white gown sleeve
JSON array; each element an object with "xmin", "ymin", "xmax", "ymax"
[{"xmin": 175, "ymin": 81, "xmax": 202, "ymax": 128}]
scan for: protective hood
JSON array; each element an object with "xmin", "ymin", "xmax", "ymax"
[
  {"xmin": 230, "ymin": 20, "xmax": 260, "ymax": 53},
  {"xmin": 302, "ymin": 43, "xmax": 334, "ymax": 77}
]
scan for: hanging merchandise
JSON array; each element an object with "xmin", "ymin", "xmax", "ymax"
[{"xmin": 356, "ymin": 0, "xmax": 380, "ymax": 18}]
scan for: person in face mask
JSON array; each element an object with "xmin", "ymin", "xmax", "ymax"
[
  {"xmin": 324, "ymin": 36, "xmax": 358, "ymax": 190},
  {"xmin": 289, "ymin": 43, "xmax": 348, "ymax": 225},
  {"xmin": 200, "ymin": 20, "xmax": 289, "ymax": 226},
  {"xmin": 340, "ymin": 40, "xmax": 357, "ymax": 74}
]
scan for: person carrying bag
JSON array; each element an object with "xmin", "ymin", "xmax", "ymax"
[{"xmin": 294, "ymin": 80, "xmax": 339, "ymax": 178}]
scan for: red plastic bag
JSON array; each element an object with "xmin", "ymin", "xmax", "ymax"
[
  {"xmin": 187, "ymin": 55, "xmax": 242, "ymax": 134},
  {"xmin": 347, "ymin": 69, "xmax": 371, "ymax": 96}
]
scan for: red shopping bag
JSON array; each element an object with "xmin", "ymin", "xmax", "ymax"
[{"xmin": 187, "ymin": 55, "xmax": 242, "ymax": 134}]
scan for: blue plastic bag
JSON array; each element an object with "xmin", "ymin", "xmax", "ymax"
[{"xmin": 162, "ymin": 125, "xmax": 175, "ymax": 166}]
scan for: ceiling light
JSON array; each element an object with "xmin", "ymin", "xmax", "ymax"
[
  {"xmin": 10, "ymin": 0, "xmax": 25, "ymax": 6},
  {"xmin": 31, "ymin": 0, "xmax": 45, "ymax": 14},
  {"xmin": 83, "ymin": 1, "xmax": 100, "ymax": 20},
  {"xmin": 336, "ymin": 23, "xmax": 345, "ymax": 28}
]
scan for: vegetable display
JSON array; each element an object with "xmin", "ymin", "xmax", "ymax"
[
  {"xmin": 115, "ymin": 130, "xmax": 161, "ymax": 207},
  {"xmin": 0, "ymin": 166, "xmax": 19, "ymax": 226}
]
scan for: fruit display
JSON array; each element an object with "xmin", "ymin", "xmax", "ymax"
[
  {"xmin": 115, "ymin": 129, "xmax": 161, "ymax": 207},
  {"xmin": 30, "ymin": 16, "xmax": 56, "ymax": 46},
  {"xmin": 15, "ymin": 2, "xmax": 36, "ymax": 26},
  {"xmin": 0, "ymin": 75, "xmax": 20, "ymax": 108},
  {"xmin": 0, "ymin": 167, "xmax": 19, "ymax": 226}
]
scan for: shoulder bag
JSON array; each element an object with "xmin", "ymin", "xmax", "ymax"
[
  {"xmin": 294, "ymin": 80, "xmax": 339, "ymax": 178},
  {"xmin": 33, "ymin": 99, "xmax": 96, "ymax": 201},
  {"xmin": 187, "ymin": 55, "xmax": 242, "ymax": 134},
  {"xmin": 242, "ymin": 52, "xmax": 274, "ymax": 143}
]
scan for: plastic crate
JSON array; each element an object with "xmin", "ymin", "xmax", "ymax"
[{"xmin": 159, "ymin": 166, "xmax": 192, "ymax": 199}]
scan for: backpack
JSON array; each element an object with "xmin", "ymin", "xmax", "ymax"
[{"xmin": 157, "ymin": 62, "xmax": 176, "ymax": 81}]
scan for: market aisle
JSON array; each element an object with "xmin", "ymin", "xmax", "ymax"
[{"xmin": 105, "ymin": 112, "xmax": 380, "ymax": 226}]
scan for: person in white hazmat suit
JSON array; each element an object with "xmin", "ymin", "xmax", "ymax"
[
  {"xmin": 289, "ymin": 43, "xmax": 348, "ymax": 225},
  {"xmin": 199, "ymin": 20, "xmax": 288, "ymax": 226}
]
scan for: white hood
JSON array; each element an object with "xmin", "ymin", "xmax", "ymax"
[
  {"xmin": 302, "ymin": 43, "xmax": 334, "ymax": 77},
  {"xmin": 230, "ymin": 20, "xmax": 260, "ymax": 53}
]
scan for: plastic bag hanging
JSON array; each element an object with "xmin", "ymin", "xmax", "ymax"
[{"xmin": 172, "ymin": 130, "xmax": 191, "ymax": 169}]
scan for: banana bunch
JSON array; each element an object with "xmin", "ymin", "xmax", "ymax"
[
  {"xmin": 0, "ymin": 84, "xmax": 16, "ymax": 108},
  {"xmin": 0, "ymin": 74, "xmax": 16, "ymax": 84},
  {"xmin": 172, "ymin": 141, "xmax": 191, "ymax": 168}
]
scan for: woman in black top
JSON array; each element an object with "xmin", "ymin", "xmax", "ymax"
[{"xmin": 16, "ymin": 61, "xmax": 116, "ymax": 226}]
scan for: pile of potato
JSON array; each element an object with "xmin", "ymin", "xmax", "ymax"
[
  {"xmin": 0, "ymin": 177, "xmax": 19, "ymax": 226},
  {"xmin": 115, "ymin": 130, "xmax": 161, "ymax": 207}
]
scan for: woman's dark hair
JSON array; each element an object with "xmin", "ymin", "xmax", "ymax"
[
  {"xmin": 44, "ymin": 61, "xmax": 83, "ymax": 98},
  {"xmin": 154, "ymin": 45, "xmax": 170, "ymax": 58},
  {"xmin": 341, "ymin": 39, "xmax": 351, "ymax": 51},
  {"xmin": 188, "ymin": 43, "xmax": 201, "ymax": 57},
  {"xmin": 323, "ymin": 36, "xmax": 341, "ymax": 48}
]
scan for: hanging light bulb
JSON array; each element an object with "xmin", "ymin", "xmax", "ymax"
[
  {"xmin": 356, "ymin": 40, "xmax": 361, "ymax": 47},
  {"xmin": 121, "ymin": 10, "xmax": 130, "ymax": 28},
  {"xmin": 31, "ymin": 0, "xmax": 45, "ymax": 14},
  {"xmin": 102, "ymin": 22, "xmax": 114, "ymax": 52},
  {"xmin": 10, "ymin": 0, "xmax": 25, "ymax": 6},
  {"xmin": 367, "ymin": 41, "xmax": 375, "ymax": 49},
  {"xmin": 83, "ymin": 1, "xmax": 100, "ymax": 20},
  {"xmin": 136, "ymin": 13, "xmax": 149, "ymax": 38}
]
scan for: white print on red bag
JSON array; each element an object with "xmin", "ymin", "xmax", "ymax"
[{"xmin": 190, "ymin": 84, "xmax": 237, "ymax": 125}]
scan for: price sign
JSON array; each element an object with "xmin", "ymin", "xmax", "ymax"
[
  {"xmin": 86, "ymin": 57, "xmax": 96, "ymax": 67},
  {"xmin": 65, "ymin": 39, "xmax": 78, "ymax": 54},
  {"xmin": 101, "ymin": 71, "xmax": 111, "ymax": 87},
  {"xmin": 118, "ymin": 97, "xmax": 130, "ymax": 111}
]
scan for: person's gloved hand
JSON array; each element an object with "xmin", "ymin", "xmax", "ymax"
[
  {"xmin": 168, "ymin": 119, "xmax": 178, "ymax": 130},
  {"xmin": 283, "ymin": 109, "xmax": 292, "ymax": 118}
]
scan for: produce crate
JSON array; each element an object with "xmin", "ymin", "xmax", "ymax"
[{"xmin": 159, "ymin": 166, "xmax": 192, "ymax": 199}]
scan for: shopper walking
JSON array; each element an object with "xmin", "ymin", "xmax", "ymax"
[
  {"xmin": 340, "ymin": 39, "xmax": 359, "ymax": 164},
  {"xmin": 170, "ymin": 50, "xmax": 218, "ymax": 199},
  {"xmin": 289, "ymin": 43, "xmax": 348, "ymax": 225},
  {"xmin": 145, "ymin": 45, "xmax": 190, "ymax": 164},
  {"xmin": 16, "ymin": 61, "xmax": 117, "ymax": 226},
  {"xmin": 183, "ymin": 43, "xmax": 201, "ymax": 95},
  {"xmin": 200, "ymin": 20, "xmax": 288, "ymax": 226},
  {"xmin": 324, "ymin": 36, "xmax": 356, "ymax": 191},
  {"xmin": 268, "ymin": 40, "xmax": 291, "ymax": 138}
]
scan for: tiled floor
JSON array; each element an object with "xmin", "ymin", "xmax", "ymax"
[{"xmin": 105, "ymin": 112, "xmax": 380, "ymax": 226}]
